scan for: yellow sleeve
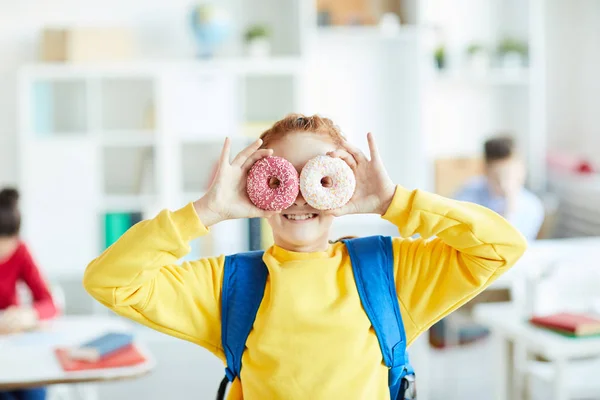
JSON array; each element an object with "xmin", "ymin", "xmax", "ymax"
[
  {"xmin": 381, "ymin": 186, "xmax": 527, "ymax": 345},
  {"xmin": 83, "ymin": 203, "xmax": 224, "ymax": 357}
]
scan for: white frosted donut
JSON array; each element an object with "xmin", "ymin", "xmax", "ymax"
[{"xmin": 300, "ymin": 155, "xmax": 356, "ymax": 210}]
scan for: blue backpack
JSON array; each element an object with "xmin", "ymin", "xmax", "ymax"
[{"xmin": 216, "ymin": 235, "xmax": 415, "ymax": 400}]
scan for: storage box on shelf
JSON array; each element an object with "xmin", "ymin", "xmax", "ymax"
[{"xmin": 39, "ymin": 27, "xmax": 136, "ymax": 63}]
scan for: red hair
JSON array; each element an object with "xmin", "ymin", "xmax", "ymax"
[{"xmin": 259, "ymin": 113, "xmax": 345, "ymax": 148}]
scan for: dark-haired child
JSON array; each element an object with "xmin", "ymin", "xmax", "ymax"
[{"xmin": 0, "ymin": 188, "xmax": 58, "ymax": 400}]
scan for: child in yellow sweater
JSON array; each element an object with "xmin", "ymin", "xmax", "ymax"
[{"xmin": 83, "ymin": 114, "xmax": 526, "ymax": 399}]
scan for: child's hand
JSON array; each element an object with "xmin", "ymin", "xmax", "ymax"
[
  {"xmin": 194, "ymin": 138, "xmax": 279, "ymax": 226},
  {"xmin": 326, "ymin": 133, "xmax": 396, "ymax": 217},
  {"xmin": 0, "ymin": 306, "xmax": 37, "ymax": 334}
]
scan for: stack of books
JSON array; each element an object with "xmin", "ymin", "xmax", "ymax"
[
  {"xmin": 530, "ymin": 312, "xmax": 600, "ymax": 338},
  {"xmin": 55, "ymin": 332, "xmax": 146, "ymax": 371}
]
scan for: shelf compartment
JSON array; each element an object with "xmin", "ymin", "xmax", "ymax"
[
  {"xmin": 31, "ymin": 80, "xmax": 88, "ymax": 136},
  {"xmin": 100, "ymin": 78, "xmax": 155, "ymax": 132},
  {"xmin": 102, "ymin": 146, "xmax": 155, "ymax": 196}
]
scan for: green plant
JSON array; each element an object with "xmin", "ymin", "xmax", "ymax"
[
  {"xmin": 434, "ymin": 45, "xmax": 446, "ymax": 69},
  {"xmin": 244, "ymin": 25, "xmax": 270, "ymax": 42},
  {"xmin": 466, "ymin": 43, "xmax": 485, "ymax": 56},
  {"xmin": 497, "ymin": 37, "xmax": 528, "ymax": 56}
]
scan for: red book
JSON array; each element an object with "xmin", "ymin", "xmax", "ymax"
[
  {"xmin": 530, "ymin": 313, "xmax": 600, "ymax": 336},
  {"xmin": 55, "ymin": 344, "xmax": 147, "ymax": 372}
]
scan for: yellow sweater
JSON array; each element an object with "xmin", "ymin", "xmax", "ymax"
[{"xmin": 83, "ymin": 186, "xmax": 526, "ymax": 399}]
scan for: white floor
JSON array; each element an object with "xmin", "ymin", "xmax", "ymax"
[{"xmin": 428, "ymin": 339, "xmax": 496, "ymax": 400}]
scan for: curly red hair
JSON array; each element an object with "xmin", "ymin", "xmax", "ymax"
[{"xmin": 259, "ymin": 113, "xmax": 345, "ymax": 148}]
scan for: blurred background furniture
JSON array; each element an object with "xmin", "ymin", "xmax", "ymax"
[
  {"xmin": 473, "ymin": 302, "xmax": 600, "ymax": 400},
  {"xmin": 0, "ymin": 316, "xmax": 155, "ymax": 400},
  {"xmin": 474, "ymin": 237, "xmax": 600, "ymax": 400},
  {"xmin": 523, "ymin": 251, "xmax": 600, "ymax": 400}
]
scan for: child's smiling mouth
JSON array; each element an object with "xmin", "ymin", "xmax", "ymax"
[{"xmin": 283, "ymin": 213, "xmax": 318, "ymax": 221}]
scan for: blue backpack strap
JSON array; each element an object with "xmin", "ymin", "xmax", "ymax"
[
  {"xmin": 342, "ymin": 236, "xmax": 414, "ymax": 400},
  {"xmin": 221, "ymin": 250, "xmax": 267, "ymax": 382}
]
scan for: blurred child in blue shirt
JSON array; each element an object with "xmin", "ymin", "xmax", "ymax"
[{"xmin": 454, "ymin": 136, "xmax": 544, "ymax": 240}]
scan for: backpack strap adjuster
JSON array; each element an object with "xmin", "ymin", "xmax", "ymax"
[
  {"xmin": 224, "ymin": 366, "xmax": 236, "ymax": 382},
  {"xmin": 402, "ymin": 374, "xmax": 417, "ymax": 399}
]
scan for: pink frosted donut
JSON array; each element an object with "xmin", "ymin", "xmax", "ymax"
[
  {"xmin": 247, "ymin": 156, "xmax": 300, "ymax": 211},
  {"xmin": 300, "ymin": 155, "xmax": 356, "ymax": 210}
]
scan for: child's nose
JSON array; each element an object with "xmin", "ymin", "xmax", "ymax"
[{"xmin": 294, "ymin": 192, "xmax": 307, "ymax": 206}]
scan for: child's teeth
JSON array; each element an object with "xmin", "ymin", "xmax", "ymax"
[{"xmin": 288, "ymin": 214, "xmax": 315, "ymax": 220}]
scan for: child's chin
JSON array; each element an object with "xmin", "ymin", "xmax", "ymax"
[{"xmin": 287, "ymin": 230, "xmax": 320, "ymax": 245}]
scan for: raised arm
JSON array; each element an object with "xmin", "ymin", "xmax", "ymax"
[
  {"xmin": 383, "ymin": 187, "xmax": 526, "ymax": 344},
  {"xmin": 83, "ymin": 137, "xmax": 277, "ymax": 355},
  {"xmin": 326, "ymin": 133, "xmax": 526, "ymax": 345},
  {"xmin": 83, "ymin": 204, "xmax": 226, "ymax": 354}
]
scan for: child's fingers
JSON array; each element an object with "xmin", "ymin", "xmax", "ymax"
[
  {"xmin": 323, "ymin": 203, "xmax": 352, "ymax": 217},
  {"xmin": 249, "ymin": 208, "xmax": 280, "ymax": 219},
  {"xmin": 366, "ymin": 132, "xmax": 381, "ymax": 163},
  {"xmin": 327, "ymin": 150, "xmax": 357, "ymax": 170},
  {"xmin": 241, "ymin": 149, "xmax": 274, "ymax": 172},
  {"xmin": 261, "ymin": 210, "xmax": 281, "ymax": 219},
  {"xmin": 341, "ymin": 139, "xmax": 369, "ymax": 163},
  {"xmin": 218, "ymin": 137, "xmax": 232, "ymax": 167},
  {"xmin": 231, "ymin": 139, "xmax": 263, "ymax": 167}
]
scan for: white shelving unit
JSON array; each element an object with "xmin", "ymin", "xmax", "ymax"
[
  {"xmin": 418, "ymin": 0, "xmax": 547, "ymax": 194},
  {"xmin": 17, "ymin": 57, "xmax": 306, "ymax": 280}
]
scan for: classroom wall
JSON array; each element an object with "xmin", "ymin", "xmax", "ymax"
[{"xmin": 546, "ymin": 0, "xmax": 600, "ymax": 165}]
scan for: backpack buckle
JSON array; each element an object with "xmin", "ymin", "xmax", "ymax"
[
  {"xmin": 403, "ymin": 374, "xmax": 417, "ymax": 400},
  {"xmin": 224, "ymin": 367, "xmax": 236, "ymax": 382}
]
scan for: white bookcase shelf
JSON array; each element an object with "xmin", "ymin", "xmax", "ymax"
[
  {"xmin": 100, "ymin": 131, "xmax": 156, "ymax": 147},
  {"xmin": 100, "ymin": 194, "xmax": 157, "ymax": 213},
  {"xmin": 20, "ymin": 58, "xmax": 305, "ymax": 79},
  {"xmin": 18, "ymin": 57, "xmax": 305, "ymax": 278},
  {"xmin": 434, "ymin": 68, "xmax": 530, "ymax": 86}
]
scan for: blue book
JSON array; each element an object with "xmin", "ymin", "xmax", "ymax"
[{"xmin": 69, "ymin": 332, "xmax": 134, "ymax": 362}]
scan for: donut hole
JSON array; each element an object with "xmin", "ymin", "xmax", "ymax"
[
  {"xmin": 320, "ymin": 176, "xmax": 333, "ymax": 188},
  {"xmin": 268, "ymin": 176, "xmax": 281, "ymax": 189}
]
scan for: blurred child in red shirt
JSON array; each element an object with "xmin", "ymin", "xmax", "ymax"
[{"xmin": 0, "ymin": 188, "xmax": 58, "ymax": 400}]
